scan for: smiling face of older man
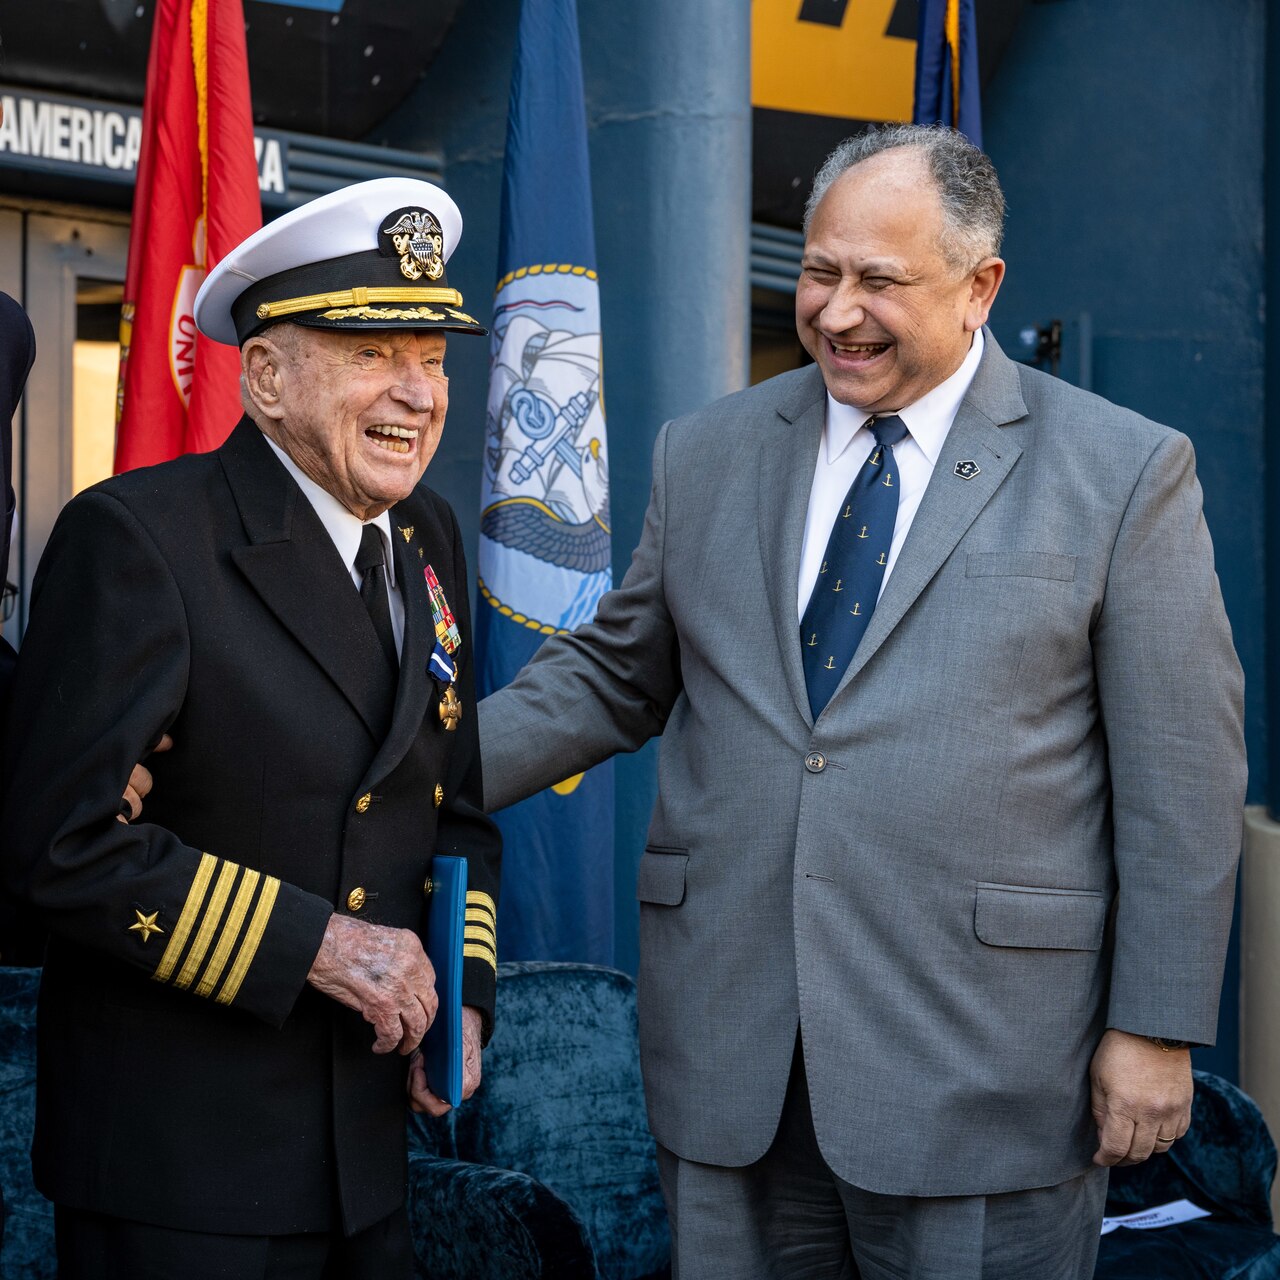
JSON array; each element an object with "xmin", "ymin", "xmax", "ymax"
[{"xmin": 242, "ymin": 325, "xmax": 449, "ymax": 522}]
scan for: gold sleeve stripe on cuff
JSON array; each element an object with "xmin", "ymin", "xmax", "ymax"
[
  {"xmin": 194, "ymin": 868, "xmax": 261, "ymax": 998},
  {"xmin": 463, "ymin": 941, "xmax": 497, "ymax": 972},
  {"xmin": 153, "ymin": 852, "xmax": 217, "ymax": 983},
  {"xmin": 466, "ymin": 891, "xmax": 497, "ymax": 920},
  {"xmin": 174, "ymin": 860, "xmax": 240, "ymax": 990},
  {"xmin": 465, "ymin": 923, "xmax": 496, "ymax": 947},
  {"xmin": 216, "ymin": 875, "xmax": 280, "ymax": 1006},
  {"xmin": 464, "ymin": 916, "xmax": 495, "ymax": 939},
  {"xmin": 465, "ymin": 906, "xmax": 495, "ymax": 926}
]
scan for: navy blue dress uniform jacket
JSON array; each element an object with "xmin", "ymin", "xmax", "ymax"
[{"xmin": 0, "ymin": 419, "xmax": 501, "ymax": 1236}]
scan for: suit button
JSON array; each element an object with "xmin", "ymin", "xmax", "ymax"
[
  {"xmin": 355, "ymin": 792, "xmax": 372, "ymax": 814},
  {"xmin": 434, "ymin": 784, "xmax": 444, "ymax": 808},
  {"xmin": 347, "ymin": 886, "xmax": 367, "ymax": 912},
  {"xmin": 805, "ymin": 752, "xmax": 827, "ymax": 773}
]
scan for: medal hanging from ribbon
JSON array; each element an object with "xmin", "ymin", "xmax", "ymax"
[{"xmin": 425, "ymin": 565, "xmax": 463, "ymax": 730}]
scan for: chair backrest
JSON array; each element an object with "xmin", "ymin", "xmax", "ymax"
[{"xmin": 451, "ymin": 961, "xmax": 670, "ymax": 1280}]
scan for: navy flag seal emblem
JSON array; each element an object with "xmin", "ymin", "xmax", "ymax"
[
  {"xmin": 954, "ymin": 459, "xmax": 981, "ymax": 480},
  {"xmin": 380, "ymin": 206, "xmax": 446, "ymax": 282}
]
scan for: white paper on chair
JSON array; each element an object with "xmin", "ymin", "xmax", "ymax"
[{"xmin": 1100, "ymin": 1199, "xmax": 1212, "ymax": 1235}]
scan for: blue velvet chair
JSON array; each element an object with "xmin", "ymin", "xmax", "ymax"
[
  {"xmin": 1095, "ymin": 1069, "xmax": 1280, "ymax": 1278},
  {"xmin": 0, "ymin": 961, "xmax": 671, "ymax": 1279},
  {"xmin": 407, "ymin": 960, "xmax": 671, "ymax": 1280},
  {"xmin": 8, "ymin": 956, "xmax": 1275, "ymax": 1280}
]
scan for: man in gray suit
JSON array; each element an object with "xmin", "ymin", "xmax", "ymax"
[{"xmin": 479, "ymin": 125, "xmax": 1245, "ymax": 1278}]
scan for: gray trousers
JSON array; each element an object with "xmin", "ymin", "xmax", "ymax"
[{"xmin": 656, "ymin": 1044, "xmax": 1108, "ymax": 1280}]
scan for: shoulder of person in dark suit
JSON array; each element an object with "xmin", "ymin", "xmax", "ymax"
[
  {"xmin": 0, "ymin": 292, "xmax": 35, "ymax": 702},
  {"xmin": 0, "ymin": 290, "xmax": 35, "ymax": 559}
]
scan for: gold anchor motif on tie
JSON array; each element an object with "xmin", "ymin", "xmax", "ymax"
[
  {"xmin": 806, "ymin": 632, "xmax": 818, "ymax": 647},
  {"xmin": 882, "ymin": 472, "xmax": 894, "ymax": 488},
  {"xmin": 820, "ymin": 560, "xmax": 828, "ymax": 575},
  {"xmin": 842, "ymin": 504, "xmax": 852, "ymax": 519},
  {"xmin": 824, "ymin": 656, "xmax": 837, "ymax": 670},
  {"xmin": 850, "ymin": 602, "xmax": 862, "ymax": 616},
  {"xmin": 832, "ymin": 579, "xmax": 843, "ymax": 593},
  {"xmin": 857, "ymin": 525, "xmax": 869, "ymax": 539},
  {"xmin": 876, "ymin": 552, "xmax": 887, "ymax": 566},
  {"xmin": 870, "ymin": 449, "xmax": 882, "ymax": 465}
]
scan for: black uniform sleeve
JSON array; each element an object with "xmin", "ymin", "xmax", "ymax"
[
  {"xmin": 0, "ymin": 489, "xmax": 333, "ymax": 1026},
  {"xmin": 432, "ymin": 503, "xmax": 502, "ymax": 1044},
  {"xmin": 0, "ymin": 292, "xmax": 35, "ymax": 573}
]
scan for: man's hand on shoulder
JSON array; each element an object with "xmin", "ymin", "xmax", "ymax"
[
  {"xmin": 406, "ymin": 1005, "xmax": 483, "ymax": 1116},
  {"xmin": 307, "ymin": 913, "xmax": 438, "ymax": 1054},
  {"xmin": 1090, "ymin": 1028, "xmax": 1192, "ymax": 1166}
]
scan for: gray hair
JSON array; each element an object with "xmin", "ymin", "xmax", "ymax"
[{"xmin": 803, "ymin": 124, "xmax": 1005, "ymax": 270}]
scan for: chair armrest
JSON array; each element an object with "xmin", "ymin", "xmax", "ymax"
[{"xmin": 407, "ymin": 1150, "xmax": 597, "ymax": 1280}]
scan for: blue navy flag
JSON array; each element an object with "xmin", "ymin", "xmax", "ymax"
[
  {"xmin": 476, "ymin": 0, "xmax": 614, "ymax": 965},
  {"xmin": 913, "ymin": 0, "xmax": 982, "ymax": 147}
]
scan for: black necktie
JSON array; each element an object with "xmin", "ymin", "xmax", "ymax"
[
  {"xmin": 355, "ymin": 524, "xmax": 399, "ymax": 673},
  {"xmin": 801, "ymin": 414, "xmax": 909, "ymax": 719}
]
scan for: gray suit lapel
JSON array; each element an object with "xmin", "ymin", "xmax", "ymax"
[
  {"xmin": 758, "ymin": 366, "xmax": 827, "ymax": 727},
  {"xmin": 830, "ymin": 334, "xmax": 1029, "ymax": 698}
]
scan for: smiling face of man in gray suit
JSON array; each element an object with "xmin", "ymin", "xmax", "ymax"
[
  {"xmin": 478, "ymin": 125, "xmax": 1245, "ymax": 1280},
  {"xmin": 796, "ymin": 140, "xmax": 1003, "ymax": 417}
]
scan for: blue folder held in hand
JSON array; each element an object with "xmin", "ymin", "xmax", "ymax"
[{"xmin": 423, "ymin": 854, "xmax": 466, "ymax": 1107}]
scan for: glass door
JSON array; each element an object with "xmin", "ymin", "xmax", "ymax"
[{"xmin": 17, "ymin": 212, "xmax": 129, "ymax": 638}]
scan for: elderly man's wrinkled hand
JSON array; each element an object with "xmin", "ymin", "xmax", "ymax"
[
  {"xmin": 406, "ymin": 1006, "xmax": 484, "ymax": 1116},
  {"xmin": 1090, "ymin": 1028, "xmax": 1192, "ymax": 1166},
  {"xmin": 307, "ymin": 913, "xmax": 437, "ymax": 1054}
]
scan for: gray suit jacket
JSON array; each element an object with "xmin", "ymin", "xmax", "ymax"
[{"xmin": 479, "ymin": 334, "xmax": 1246, "ymax": 1197}]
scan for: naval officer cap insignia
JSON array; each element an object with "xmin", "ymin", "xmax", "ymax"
[
  {"xmin": 193, "ymin": 177, "xmax": 488, "ymax": 347},
  {"xmin": 954, "ymin": 459, "xmax": 981, "ymax": 480}
]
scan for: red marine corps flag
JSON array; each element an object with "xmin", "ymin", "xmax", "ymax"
[{"xmin": 114, "ymin": 0, "xmax": 260, "ymax": 471}]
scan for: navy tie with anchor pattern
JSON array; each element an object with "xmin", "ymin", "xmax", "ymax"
[{"xmin": 801, "ymin": 414, "xmax": 909, "ymax": 719}]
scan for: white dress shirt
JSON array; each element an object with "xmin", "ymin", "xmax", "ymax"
[
  {"xmin": 797, "ymin": 329, "xmax": 985, "ymax": 621},
  {"xmin": 262, "ymin": 433, "xmax": 404, "ymax": 660}
]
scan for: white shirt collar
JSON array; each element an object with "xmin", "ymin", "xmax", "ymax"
[
  {"xmin": 261, "ymin": 432, "xmax": 396, "ymax": 586},
  {"xmin": 823, "ymin": 327, "xmax": 985, "ymax": 466}
]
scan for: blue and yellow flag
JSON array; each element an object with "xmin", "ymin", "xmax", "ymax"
[
  {"xmin": 476, "ymin": 0, "xmax": 614, "ymax": 965},
  {"xmin": 913, "ymin": 0, "xmax": 982, "ymax": 146}
]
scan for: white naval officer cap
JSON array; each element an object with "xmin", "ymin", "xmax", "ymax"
[{"xmin": 193, "ymin": 176, "xmax": 487, "ymax": 347}]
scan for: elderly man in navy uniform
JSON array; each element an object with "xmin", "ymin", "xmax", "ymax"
[{"xmin": 1, "ymin": 178, "xmax": 501, "ymax": 1279}]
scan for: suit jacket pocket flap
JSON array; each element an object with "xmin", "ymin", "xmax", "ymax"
[
  {"xmin": 974, "ymin": 883, "xmax": 1106, "ymax": 950},
  {"xmin": 966, "ymin": 552, "xmax": 1077, "ymax": 581},
  {"xmin": 637, "ymin": 849, "xmax": 689, "ymax": 906}
]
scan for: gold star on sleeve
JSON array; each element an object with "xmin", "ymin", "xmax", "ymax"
[{"xmin": 128, "ymin": 909, "xmax": 165, "ymax": 944}]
